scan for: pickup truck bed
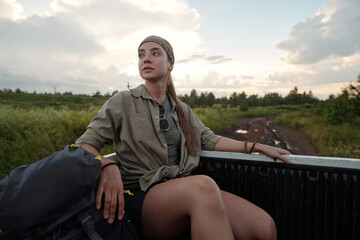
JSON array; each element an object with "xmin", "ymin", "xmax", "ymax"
[
  {"xmin": 107, "ymin": 152, "xmax": 360, "ymax": 240},
  {"xmin": 197, "ymin": 152, "xmax": 360, "ymax": 240}
]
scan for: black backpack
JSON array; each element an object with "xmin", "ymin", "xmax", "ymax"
[{"xmin": 0, "ymin": 145, "xmax": 139, "ymax": 240}]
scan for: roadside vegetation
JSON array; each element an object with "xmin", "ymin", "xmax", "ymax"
[
  {"xmin": 274, "ymin": 76, "xmax": 360, "ymax": 158},
  {"xmin": 1, "ymin": 74, "xmax": 359, "ymax": 178}
]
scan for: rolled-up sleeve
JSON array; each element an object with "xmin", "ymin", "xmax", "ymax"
[{"xmin": 75, "ymin": 95, "xmax": 123, "ymax": 152}]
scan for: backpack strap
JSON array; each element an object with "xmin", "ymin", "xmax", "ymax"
[{"xmin": 81, "ymin": 215, "xmax": 103, "ymax": 240}]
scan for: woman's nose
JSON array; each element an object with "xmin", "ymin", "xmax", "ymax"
[{"xmin": 143, "ymin": 54, "xmax": 151, "ymax": 63}]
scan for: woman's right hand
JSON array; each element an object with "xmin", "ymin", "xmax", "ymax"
[
  {"xmin": 81, "ymin": 145, "xmax": 124, "ymax": 224},
  {"xmin": 97, "ymin": 157, "xmax": 124, "ymax": 224}
]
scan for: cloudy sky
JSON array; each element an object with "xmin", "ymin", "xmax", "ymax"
[{"xmin": 0, "ymin": 0, "xmax": 359, "ymax": 99}]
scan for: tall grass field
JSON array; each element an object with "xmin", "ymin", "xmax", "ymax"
[
  {"xmin": 274, "ymin": 110, "xmax": 360, "ymax": 158},
  {"xmin": 1, "ymin": 98, "xmax": 359, "ymax": 179}
]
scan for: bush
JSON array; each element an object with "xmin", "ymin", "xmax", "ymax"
[
  {"xmin": 321, "ymin": 78, "xmax": 360, "ymax": 124},
  {"xmin": 323, "ymin": 95, "xmax": 355, "ymax": 124},
  {"xmin": 239, "ymin": 102, "xmax": 249, "ymax": 111}
]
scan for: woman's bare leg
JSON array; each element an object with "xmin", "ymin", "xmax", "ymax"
[
  {"xmin": 142, "ymin": 175, "xmax": 234, "ymax": 240},
  {"xmin": 221, "ymin": 190, "xmax": 277, "ymax": 240}
]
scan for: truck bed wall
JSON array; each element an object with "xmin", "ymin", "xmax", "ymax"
[{"xmin": 196, "ymin": 152, "xmax": 360, "ymax": 240}]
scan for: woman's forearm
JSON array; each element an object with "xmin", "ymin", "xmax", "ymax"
[
  {"xmin": 214, "ymin": 137, "xmax": 256, "ymax": 153},
  {"xmin": 214, "ymin": 137, "xmax": 291, "ymax": 163}
]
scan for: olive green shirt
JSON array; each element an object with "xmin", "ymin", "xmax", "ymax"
[
  {"xmin": 75, "ymin": 84, "xmax": 221, "ymax": 191},
  {"xmin": 160, "ymin": 95, "xmax": 181, "ymax": 166}
]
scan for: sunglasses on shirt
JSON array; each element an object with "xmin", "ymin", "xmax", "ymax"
[{"xmin": 158, "ymin": 104, "xmax": 170, "ymax": 132}]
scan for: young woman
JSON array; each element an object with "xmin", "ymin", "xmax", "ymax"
[{"xmin": 76, "ymin": 35, "xmax": 291, "ymax": 240}]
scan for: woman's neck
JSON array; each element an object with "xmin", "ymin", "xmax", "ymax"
[{"xmin": 144, "ymin": 80, "xmax": 167, "ymax": 104}]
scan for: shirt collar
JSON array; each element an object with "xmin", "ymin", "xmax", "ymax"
[
  {"xmin": 130, "ymin": 84, "xmax": 152, "ymax": 100},
  {"xmin": 130, "ymin": 84, "xmax": 177, "ymax": 110}
]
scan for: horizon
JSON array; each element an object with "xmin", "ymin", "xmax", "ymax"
[{"xmin": 0, "ymin": 84, "xmax": 328, "ymax": 101}]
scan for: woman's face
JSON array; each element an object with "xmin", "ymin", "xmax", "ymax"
[{"xmin": 138, "ymin": 42, "xmax": 173, "ymax": 82}]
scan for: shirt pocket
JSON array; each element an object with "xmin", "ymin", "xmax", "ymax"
[{"xmin": 129, "ymin": 113, "xmax": 155, "ymax": 141}]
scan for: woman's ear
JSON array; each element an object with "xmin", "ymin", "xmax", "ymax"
[{"xmin": 169, "ymin": 64, "xmax": 174, "ymax": 71}]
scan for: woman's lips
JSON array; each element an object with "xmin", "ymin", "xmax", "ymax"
[{"xmin": 143, "ymin": 67, "xmax": 154, "ymax": 72}]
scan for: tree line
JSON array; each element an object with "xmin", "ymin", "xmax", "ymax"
[
  {"xmin": 0, "ymin": 86, "xmax": 318, "ymax": 107},
  {"xmin": 1, "ymin": 73, "xmax": 359, "ymax": 125},
  {"xmin": 0, "ymin": 86, "xmax": 319, "ymax": 110},
  {"xmin": 178, "ymin": 87, "xmax": 318, "ymax": 109},
  {"xmin": 179, "ymin": 74, "xmax": 360, "ymax": 126}
]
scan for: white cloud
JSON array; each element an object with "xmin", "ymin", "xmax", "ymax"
[
  {"xmin": 51, "ymin": 0, "xmax": 202, "ymax": 55},
  {"xmin": 0, "ymin": 0, "xmax": 203, "ymax": 94},
  {"xmin": 0, "ymin": 15, "xmax": 103, "ymax": 56},
  {"xmin": 277, "ymin": 0, "xmax": 360, "ymax": 64},
  {"xmin": 1, "ymin": 0, "xmax": 359, "ymax": 100},
  {"xmin": 265, "ymin": 53, "xmax": 360, "ymax": 99},
  {"xmin": 0, "ymin": 0, "xmax": 24, "ymax": 20},
  {"xmin": 265, "ymin": 0, "xmax": 360, "ymax": 99},
  {"xmin": 0, "ymin": 13, "xmax": 106, "ymax": 93}
]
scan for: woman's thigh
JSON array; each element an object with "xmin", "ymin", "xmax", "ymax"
[
  {"xmin": 221, "ymin": 191, "xmax": 277, "ymax": 240},
  {"xmin": 141, "ymin": 175, "xmax": 223, "ymax": 239},
  {"xmin": 141, "ymin": 176, "xmax": 276, "ymax": 240}
]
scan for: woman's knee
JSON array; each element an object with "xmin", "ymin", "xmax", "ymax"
[
  {"xmin": 266, "ymin": 215, "xmax": 277, "ymax": 240},
  {"xmin": 254, "ymin": 213, "xmax": 277, "ymax": 240},
  {"xmin": 189, "ymin": 175, "xmax": 220, "ymax": 196},
  {"xmin": 187, "ymin": 175, "xmax": 224, "ymax": 209}
]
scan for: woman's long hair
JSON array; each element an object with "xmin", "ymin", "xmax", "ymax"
[{"xmin": 167, "ymin": 75, "xmax": 197, "ymax": 156}]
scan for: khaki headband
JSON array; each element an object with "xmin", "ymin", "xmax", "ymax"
[{"xmin": 138, "ymin": 35, "xmax": 175, "ymax": 64}]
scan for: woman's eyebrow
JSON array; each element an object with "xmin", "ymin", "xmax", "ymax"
[{"xmin": 138, "ymin": 47, "xmax": 162, "ymax": 52}]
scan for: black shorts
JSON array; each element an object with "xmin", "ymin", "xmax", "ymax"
[
  {"xmin": 123, "ymin": 184, "xmax": 191, "ymax": 240},
  {"xmin": 124, "ymin": 187, "xmax": 147, "ymax": 239}
]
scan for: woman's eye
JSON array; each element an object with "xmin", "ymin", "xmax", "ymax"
[
  {"xmin": 153, "ymin": 52, "xmax": 160, "ymax": 56},
  {"xmin": 138, "ymin": 53, "xmax": 144, "ymax": 58}
]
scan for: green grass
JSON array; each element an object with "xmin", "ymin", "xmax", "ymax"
[
  {"xmin": 1, "ymin": 100, "xmax": 358, "ymax": 179},
  {"xmin": 0, "ymin": 92, "xmax": 108, "ymax": 109},
  {"xmin": 0, "ymin": 104, "xmax": 114, "ymax": 179},
  {"xmin": 0, "ymin": 103, "xmax": 297, "ymax": 178},
  {"xmin": 274, "ymin": 109, "xmax": 360, "ymax": 158}
]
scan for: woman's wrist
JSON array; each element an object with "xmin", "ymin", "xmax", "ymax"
[
  {"xmin": 249, "ymin": 141, "xmax": 256, "ymax": 154},
  {"xmin": 98, "ymin": 156, "xmax": 114, "ymax": 167},
  {"xmin": 252, "ymin": 142, "xmax": 264, "ymax": 153},
  {"xmin": 243, "ymin": 141, "xmax": 258, "ymax": 153},
  {"xmin": 101, "ymin": 161, "xmax": 118, "ymax": 170}
]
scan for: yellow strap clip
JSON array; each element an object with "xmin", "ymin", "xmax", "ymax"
[{"xmin": 123, "ymin": 190, "xmax": 134, "ymax": 196}]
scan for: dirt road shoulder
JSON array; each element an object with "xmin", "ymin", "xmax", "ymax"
[{"xmin": 217, "ymin": 116, "xmax": 318, "ymax": 156}]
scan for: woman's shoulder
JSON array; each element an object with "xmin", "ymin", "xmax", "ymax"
[
  {"xmin": 107, "ymin": 90, "xmax": 132, "ymax": 102},
  {"xmin": 98, "ymin": 90, "xmax": 131, "ymax": 111}
]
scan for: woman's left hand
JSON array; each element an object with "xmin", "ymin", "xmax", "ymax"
[{"xmin": 254, "ymin": 143, "xmax": 291, "ymax": 163}]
